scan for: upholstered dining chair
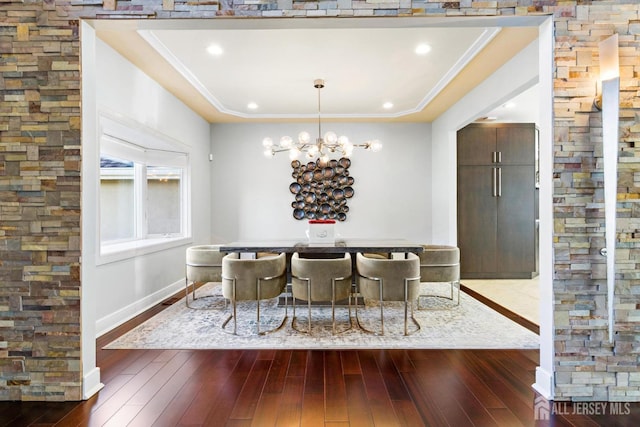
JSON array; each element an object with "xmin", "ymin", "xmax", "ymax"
[
  {"xmin": 417, "ymin": 245, "xmax": 460, "ymax": 308},
  {"xmin": 355, "ymin": 252, "xmax": 421, "ymax": 336},
  {"xmin": 290, "ymin": 252, "xmax": 352, "ymax": 334},
  {"xmin": 185, "ymin": 245, "xmax": 226, "ymax": 308},
  {"xmin": 221, "ymin": 252, "xmax": 288, "ymax": 336}
]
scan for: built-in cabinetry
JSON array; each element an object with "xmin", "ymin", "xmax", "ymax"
[{"xmin": 457, "ymin": 123, "xmax": 538, "ymax": 279}]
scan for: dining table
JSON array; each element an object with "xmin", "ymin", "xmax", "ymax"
[{"xmin": 219, "ymin": 238, "xmax": 424, "ymax": 256}]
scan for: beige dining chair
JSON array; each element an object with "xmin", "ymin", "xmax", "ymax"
[
  {"xmin": 355, "ymin": 252, "xmax": 421, "ymax": 336},
  {"xmin": 221, "ymin": 252, "xmax": 288, "ymax": 335},
  {"xmin": 185, "ymin": 245, "xmax": 226, "ymax": 308},
  {"xmin": 290, "ymin": 252, "xmax": 352, "ymax": 334},
  {"xmin": 417, "ymin": 245, "xmax": 460, "ymax": 308}
]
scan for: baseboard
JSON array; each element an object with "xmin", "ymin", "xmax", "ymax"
[
  {"xmin": 96, "ymin": 279, "xmax": 184, "ymax": 337},
  {"xmin": 532, "ymin": 366, "xmax": 554, "ymax": 400},
  {"xmin": 82, "ymin": 367, "xmax": 104, "ymax": 400}
]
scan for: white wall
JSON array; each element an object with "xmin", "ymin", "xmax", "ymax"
[
  {"xmin": 82, "ymin": 36, "xmax": 212, "ymax": 337},
  {"xmin": 210, "ymin": 122, "xmax": 432, "ymax": 243}
]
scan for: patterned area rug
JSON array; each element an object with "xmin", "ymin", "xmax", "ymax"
[{"xmin": 104, "ymin": 282, "xmax": 539, "ymax": 350}]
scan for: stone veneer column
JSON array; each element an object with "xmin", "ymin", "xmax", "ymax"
[
  {"xmin": 0, "ymin": 0, "xmax": 638, "ymax": 401},
  {"xmin": 551, "ymin": 3, "xmax": 640, "ymax": 402},
  {"xmin": 0, "ymin": 1, "xmax": 82, "ymax": 401}
]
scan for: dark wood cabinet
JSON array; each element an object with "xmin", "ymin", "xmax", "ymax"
[{"xmin": 457, "ymin": 123, "xmax": 537, "ymax": 279}]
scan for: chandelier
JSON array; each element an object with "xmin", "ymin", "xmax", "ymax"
[{"xmin": 262, "ymin": 79, "xmax": 382, "ymax": 162}]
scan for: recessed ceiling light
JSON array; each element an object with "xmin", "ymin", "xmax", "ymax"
[
  {"xmin": 247, "ymin": 102, "xmax": 258, "ymax": 110},
  {"xmin": 415, "ymin": 44, "xmax": 431, "ymax": 55},
  {"xmin": 383, "ymin": 102, "xmax": 394, "ymax": 109},
  {"xmin": 207, "ymin": 44, "xmax": 224, "ymax": 56}
]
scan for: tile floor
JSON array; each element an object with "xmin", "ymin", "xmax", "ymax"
[{"xmin": 462, "ymin": 276, "xmax": 540, "ymax": 325}]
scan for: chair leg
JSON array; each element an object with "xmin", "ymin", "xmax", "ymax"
[
  {"xmin": 291, "ymin": 277, "xmax": 311, "ymax": 334},
  {"xmin": 184, "ymin": 278, "xmax": 200, "ymax": 307},
  {"xmin": 256, "ymin": 277, "xmax": 261, "ymax": 335},
  {"xmin": 283, "ymin": 290, "xmax": 288, "ymax": 323},
  {"xmin": 292, "ymin": 288, "xmax": 297, "ymax": 328},
  {"xmin": 233, "ymin": 298, "xmax": 238, "ymax": 335},
  {"xmin": 257, "ymin": 277, "xmax": 288, "ymax": 336},
  {"xmin": 348, "ymin": 290, "xmax": 352, "ymax": 329},
  {"xmin": 222, "ymin": 276, "xmax": 287, "ymax": 336},
  {"xmin": 233, "ymin": 278, "xmax": 237, "ymax": 335},
  {"xmin": 186, "ymin": 279, "xmax": 226, "ymax": 310},
  {"xmin": 379, "ymin": 277, "xmax": 384, "ymax": 335},
  {"xmin": 404, "ymin": 278, "xmax": 408, "ymax": 336},
  {"xmin": 221, "ymin": 277, "xmax": 238, "ymax": 335},
  {"xmin": 404, "ymin": 277, "xmax": 421, "ymax": 336},
  {"xmin": 331, "ymin": 277, "xmax": 352, "ymax": 335},
  {"xmin": 307, "ymin": 278, "xmax": 312, "ymax": 334},
  {"xmin": 355, "ymin": 276, "xmax": 384, "ymax": 336},
  {"xmin": 331, "ymin": 278, "xmax": 336, "ymax": 334},
  {"xmin": 453, "ymin": 280, "xmax": 460, "ymax": 306},
  {"xmin": 185, "ymin": 277, "xmax": 191, "ymax": 307},
  {"xmin": 417, "ymin": 280, "xmax": 461, "ymax": 310}
]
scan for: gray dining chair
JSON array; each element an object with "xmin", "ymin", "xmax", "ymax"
[
  {"xmin": 290, "ymin": 252, "xmax": 352, "ymax": 334},
  {"xmin": 221, "ymin": 252, "xmax": 288, "ymax": 335},
  {"xmin": 355, "ymin": 252, "xmax": 421, "ymax": 336},
  {"xmin": 417, "ymin": 245, "xmax": 460, "ymax": 308},
  {"xmin": 185, "ymin": 245, "xmax": 226, "ymax": 308}
]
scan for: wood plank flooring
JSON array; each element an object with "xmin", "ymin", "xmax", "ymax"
[{"xmin": 1, "ymin": 293, "xmax": 640, "ymax": 426}]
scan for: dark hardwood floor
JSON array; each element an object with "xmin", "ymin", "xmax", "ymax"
[{"xmin": 2, "ymin": 291, "xmax": 639, "ymax": 426}]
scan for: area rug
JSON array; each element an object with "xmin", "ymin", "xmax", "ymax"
[{"xmin": 104, "ymin": 282, "xmax": 539, "ymax": 350}]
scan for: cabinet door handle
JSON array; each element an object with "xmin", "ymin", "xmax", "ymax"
[
  {"xmin": 492, "ymin": 167, "xmax": 497, "ymax": 197},
  {"xmin": 497, "ymin": 167, "xmax": 502, "ymax": 197},
  {"xmin": 492, "ymin": 151, "xmax": 497, "ymax": 163},
  {"xmin": 497, "ymin": 151, "xmax": 502, "ymax": 163}
]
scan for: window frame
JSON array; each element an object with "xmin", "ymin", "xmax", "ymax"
[{"xmin": 96, "ymin": 114, "xmax": 192, "ymax": 265}]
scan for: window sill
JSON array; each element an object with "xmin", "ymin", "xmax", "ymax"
[{"xmin": 98, "ymin": 236, "xmax": 192, "ymax": 265}]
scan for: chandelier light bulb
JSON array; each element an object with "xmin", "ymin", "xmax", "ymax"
[
  {"xmin": 324, "ymin": 131, "xmax": 338, "ymax": 145},
  {"xmin": 338, "ymin": 135, "xmax": 349, "ymax": 146},
  {"xmin": 344, "ymin": 141, "xmax": 354, "ymax": 155},
  {"xmin": 262, "ymin": 137, "xmax": 273, "ymax": 148},
  {"xmin": 298, "ymin": 131, "xmax": 311, "ymax": 145},
  {"xmin": 280, "ymin": 136, "xmax": 293, "ymax": 149},
  {"xmin": 263, "ymin": 149, "xmax": 274, "ymax": 158},
  {"xmin": 320, "ymin": 154, "xmax": 330, "ymax": 165},
  {"xmin": 308, "ymin": 144, "xmax": 319, "ymax": 155},
  {"xmin": 369, "ymin": 140, "xmax": 383, "ymax": 152},
  {"xmin": 289, "ymin": 147, "xmax": 301, "ymax": 160}
]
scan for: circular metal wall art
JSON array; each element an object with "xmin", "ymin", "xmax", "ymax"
[{"xmin": 289, "ymin": 157, "xmax": 355, "ymax": 221}]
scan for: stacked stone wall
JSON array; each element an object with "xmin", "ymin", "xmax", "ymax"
[
  {"xmin": 552, "ymin": 3, "xmax": 640, "ymax": 402},
  {"xmin": 0, "ymin": 0, "xmax": 638, "ymax": 401}
]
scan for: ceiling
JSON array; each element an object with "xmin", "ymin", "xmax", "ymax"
[{"xmin": 90, "ymin": 17, "xmax": 542, "ymax": 124}]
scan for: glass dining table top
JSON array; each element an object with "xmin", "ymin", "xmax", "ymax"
[{"xmin": 219, "ymin": 238, "xmax": 423, "ymax": 254}]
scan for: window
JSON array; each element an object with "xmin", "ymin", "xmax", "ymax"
[
  {"xmin": 100, "ymin": 154, "xmax": 135, "ymax": 242},
  {"xmin": 98, "ymin": 116, "xmax": 191, "ymax": 262},
  {"xmin": 146, "ymin": 166, "xmax": 183, "ymax": 235}
]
